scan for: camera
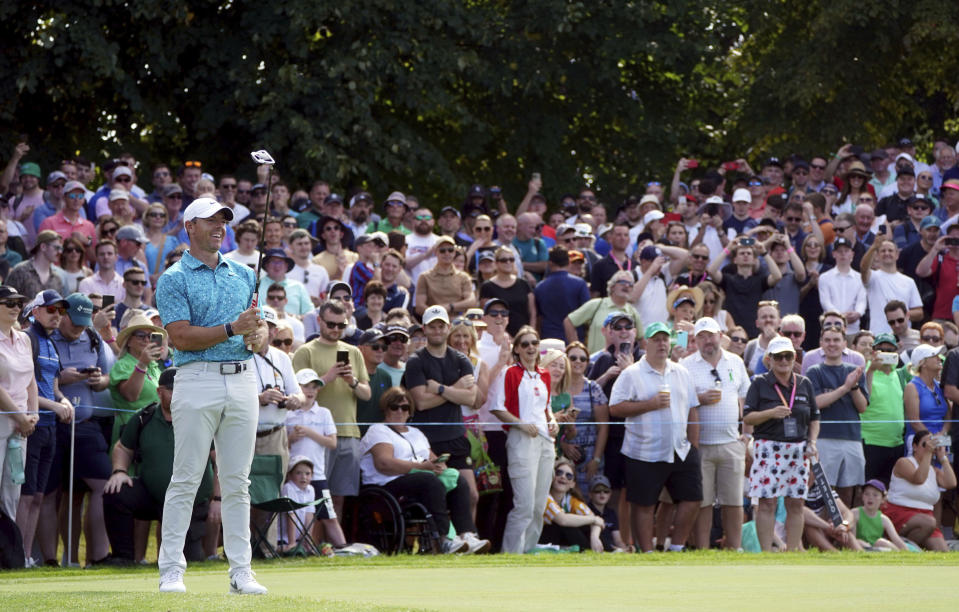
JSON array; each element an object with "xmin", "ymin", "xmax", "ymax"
[
  {"xmin": 945, "ymin": 237, "xmax": 959, "ymax": 247},
  {"xmin": 705, "ymin": 204, "xmax": 719, "ymax": 216},
  {"xmin": 264, "ymin": 384, "xmax": 288, "ymax": 409}
]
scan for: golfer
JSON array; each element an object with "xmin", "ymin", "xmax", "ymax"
[{"xmin": 155, "ymin": 197, "xmax": 269, "ymax": 595}]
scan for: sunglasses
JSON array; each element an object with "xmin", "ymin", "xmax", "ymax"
[
  {"xmin": 771, "ymin": 352, "xmax": 794, "ymax": 362},
  {"xmin": 267, "ymin": 294, "xmax": 285, "ymax": 301},
  {"xmin": 385, "ymin": 335, "xmax": 408, "ymax": 344},
  {"xmin": 184, "ymin": 160, "xmax": 202, "ymax": 168},
  {"xmin": 748, "ymin": 180, "xmax": 763, "ymax": 186},
  {"xmin": 810, "ymin": 163, "xmax": 826, "ymax": 170},
  {"xmin": 323, "ymin": 320, "xmax": 348, "ymax": 329},
  {"xmin": 64, "ymin": 247, "xmax": 83, "ymax": 254},
  {"xmin": 66, "ymin": 193, "xmax": 85, "ymax": 200},
  {"xmin": 114, "ymin": 176, "xmax": 132, "ymax": 183},
  {"xmin": 437, "ymin": 247, "xmax": 455, "ymax": 254},
  {"xmin": 271, "ymin": 338, "xmax": 293, "ymax": 347},
  {"xmin": 368, "ymin": 343, "xmax": 386, "ymax": 351},
  {"xmin": 103, "ymin": 227, "xmax": 119, "ymax": 234},
  {"xmin": 519, "ymin": 339, "xmax": 540, "ymax": 349},
  {"xmin": 921, "ymin": 336, "xmax": 942, "ymax": 343},
  {"xmin": 858, "ymin": 198, "xmax": 875, "ymax": 204},
  {"xmin": 475, "ymin": 226, "xmax": 492, "ymax": 232},
  {"xmin": 389, "ymin": 402, "xmax": 411, "ymax": 412},
  {"xmin": 237, "ymin": 189, "xmax": 250, "ymax": 195},
  {"xmin": 323, "ymin": 226, "xmax": 342, "ymax": 232},
  {"xmin": 486, "ymin": 310, "xmax": 508, "ymax": 318},
  {"xmin": 221, "ymin": 183, "xmax": 237, "ymax": 189},
  {"xmin": 146, "ymin": 212, "xmax": 166, "ymax": 218},
  {"xmin": 833, "ymin": 225, "xmax": 851, "ymax": 232},
  {"xmin": 555, "ymin": 470, "xmax": 574, "ymax": 479},
  {"xmin": 887, "ymin": 317, "xmax": 905, "ymax": 326},
  {"xmin": 780, "ymin": 329, "xmax": 803, "ymax": 338},
  {"xmin": 127, "ymin": 279, "xmax": 147, "ymax": 286},
  {"xmin": 579, "ymin": 195, "xmax": 597, "ymax": 201},
  {"xmin": 785, "ymin": 216, "xmax": 803, "ymax": 222},
  {"xmin": 0, "ymin": 300, "xmax": 24, "ymax": 309},
  {"xmin": 691, "ymin": 254, "xmax": 710, "ymax": 261},
  {"xmin": 414, "ymin": 214, "xmax": 433, "ymax": 221},
  {"xmin": 165, "ymin": 193, "xmax": 183, "ymax": 200},
  {"xmin": 822, "ymin": 322, "xmax": 845, "ymax": 331},
  {"xmin": 283, "ymin": 222, "xmax": 297, "ymax": 228},
  {"xmin": 451, "ymin": 318, "xmax": 473, "ymax": 327},
  {"xmin": 612, "ymin": 324, "xmax": 634, "ymax": 331},
  {"xmin": 568, "ymin": 354, "xmax": 588, "ymax": 362},
  {"xmin": 730, "ymin": 336, "xmax": 747, "ymax": 344},
  {"xmin": 496, "ymin": 257, "xmax": 515, "ymax": 263}
]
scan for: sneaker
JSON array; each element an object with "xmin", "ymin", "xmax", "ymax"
[
  {"xmin": 229, "ymin": 568, "xmax": 268, "ymax": 595},
  {"xmin": 442, "ymin": 536, "xmax": 469, "ymax": 554},
  {"xmin": 462, "ymin": 532, "xmax": 491, "ymax": 555},
  {"xmin": 159, "ymin": 567, "xmax": 186, "ymax": 593},
  {"xmin": 24, "ymin": 557, "xmax": 36, "ymax": 569}
]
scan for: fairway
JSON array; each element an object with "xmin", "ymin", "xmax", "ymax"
[{"xmin": 1, "ymin": 553, "xmax": 956, "ymax": 611}]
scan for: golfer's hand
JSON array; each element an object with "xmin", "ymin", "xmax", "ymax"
[
  {"xmin": 105, "ymin": 472, "xmax": 132, "ymax": 494},
  {"xmin": 233, "ymin": 306, "xmax": 260, "ymax": 335}
]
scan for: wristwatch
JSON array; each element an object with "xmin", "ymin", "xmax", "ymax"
[{"xmin": 437, "ymin": 385, "xmax": 446, "ymax": 396}]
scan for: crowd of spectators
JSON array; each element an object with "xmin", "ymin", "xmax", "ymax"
[{"xmin": 2, "ymin": 137, "xmax": 959, "ymax": 565}]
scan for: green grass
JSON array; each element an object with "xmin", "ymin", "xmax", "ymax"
[{"xmin": 2, "ymin": 552, "xmax": 957, "ymax": 611}]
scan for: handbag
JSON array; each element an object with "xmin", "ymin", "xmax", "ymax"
[{"xmin": 466, "ymin": 430, "xmax": 503, "ymax": 496}]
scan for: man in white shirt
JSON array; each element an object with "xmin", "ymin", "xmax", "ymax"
[
  {"xmin": 860, "ymin": 236, "xmax": 922, "ymax": 334},
  {"xmin": 404, "ymin": 207, "xmax": 439, "ymax": 286},
  {"xmin": 817, "ymin": 237, "xmax": 867, "ymax": 334},
  {"xmin": 609, "ymin": 321, "xmax": 701, "ymax": 552},
  {"xmin": 681, "ymin": 318, "xmax": 751, "ymax": 550},
  {"xmin": 287, "ymin": 229, "xmax": 330, "ymax": 306}
]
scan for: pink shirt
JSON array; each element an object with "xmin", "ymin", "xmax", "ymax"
[
  {"xmin": 0, "ymin": 327, "xmax": 34, "ymax": 411},
  {"xmin": 38, "ymin": 211, "xmax": 97, "ymax": 243},
  {"xmin": 78, "ymin": 272, "xmax": 126, "ymax": 301}
]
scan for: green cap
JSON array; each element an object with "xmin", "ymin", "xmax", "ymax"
[
  {"xmin": 872, "ymin": 333, "xmax": 897, "ymax": 348},
  {"xmin": 644, "ymin": 321, "xmax": 671, "ymax": 339},
  {"xmin": 19, "ymin": 162, "xmax": 41, "ymax": 178}
]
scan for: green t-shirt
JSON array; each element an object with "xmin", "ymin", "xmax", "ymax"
[
  {"xmin": 120, "ymin": 406, "xmax": 214, "ymax": 503},
  {"xmin": 297, "ymin": 209, "xmax": 322, "ymax": 230},
  {"xmin": 367, "ymin": 219, "xmax": 410, "ymax": 235},
  {"xmin": 109, "ymin": 353, "xmax": 162, "ymax": 445},
  {"xmin": 567, "ymin": 298, "xmax": 642, "ymax": 355},
  {"xmin": 861, "ymin": 368, "xmax": 905, "ymax": 447}
]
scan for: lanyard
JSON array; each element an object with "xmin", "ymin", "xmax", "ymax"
[
  {"xmin": 611, "ymin": 253, "xmax": 632, "ymax": 272},
  {"xmin": 773, "ymin": 376, "xmax": 797, "ymax": 413}
]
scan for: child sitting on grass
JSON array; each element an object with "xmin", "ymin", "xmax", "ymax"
[
  {"xmin": 285, "ymin": 368, "xmax": 345, "ymax": 551},
  {"xmin": 849, "ymin": 479, "xmax": 908, "ymax": 551},
  {"xmin": 586, "ymin": 476, "xmax": 630, "ymax": 552}
]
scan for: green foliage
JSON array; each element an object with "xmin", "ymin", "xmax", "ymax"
[{"xmin": 1, "ymin": 1, "xmax": 958, "ymax": 207}]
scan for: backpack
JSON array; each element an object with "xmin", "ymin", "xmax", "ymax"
[
  {"xmin": 124, "ymin": 402, "xmax": 159, "ymax": 464},
  {"xmin": 0, "ymin": 509, "xmax": 25, "ymax": 569}
]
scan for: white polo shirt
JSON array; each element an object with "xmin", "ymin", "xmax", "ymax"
[
  {"xmin": 680, "ymin": 349, "xmax": 750, "ymax": 445},
  {"xmin": 609, "ymin": 357, "xmax": 698, "ymax": 463}
]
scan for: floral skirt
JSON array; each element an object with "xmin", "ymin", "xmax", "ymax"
[{"xmin": 748, "ymin": 439, "xmax": 809, "ymax": 499}]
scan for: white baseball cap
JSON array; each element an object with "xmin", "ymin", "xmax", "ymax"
[
  {"xmin": 183, "ymin": 196, "xmax": 235, "ymax": 223},
  {"xmin": 643, "ymin": 210, "xmax": 665, "ymax": 226},
  {"xmin": 910, "ymin": 344, "xmax": 945, "ymax": 368},
  {"xmin": 295, "ymin": 368, "xmax": 322, "ymax": 386},
  {"xmin": 766, "ymin": 336, "xmax": 795, "ymax": 355},
  {"xmin": 732, "ymin": 188, "xmax": 752, "ymax": 203},
  {"xmin": 693, "ymin": 317, "xmax": 722, "ymax": 336},
  {"xmin": 639, "ymin": 194, "xmax": 660, "ymax": 206},
  {"xmin": 259, "ymin": 304, "xmax": 278, "ymax": 325},
  {"xmin": 422, "ymin": 305, "xmax": 450, "ymax": 326}
]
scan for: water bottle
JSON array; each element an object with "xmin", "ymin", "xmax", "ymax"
[{"xmin": 7, "ymin": 436, "xmax": 24, "ymax": 485}]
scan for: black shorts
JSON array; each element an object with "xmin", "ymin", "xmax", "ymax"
[
  {"xmin": 863, "ymin": 443, "xmax": 904, "ymax": 486},
  {"xmin": 430, "ymin": 436, "xmax": 472, "ymax": 470},
  {"xmin": 624, "ymin": 447, "xmax": 703, "ymax": 506},
  {"xmin": 47, "ymin": 421, "xmax": 113, "ymax": 493},
  {"xmin": 310, "ymin": 479, "xmax": 336, "ymax": 520},
  {"xmin": 603, "ymin": 433, "xmax": 627, "ymax": 489},
  {"xmin": 23, "ymin": 425, "xmax": 57, "ymax": 496}
]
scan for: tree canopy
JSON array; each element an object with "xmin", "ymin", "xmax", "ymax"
[{"xmin": 1, "ymin": 1, "xmax": 957, "ymax": 205}]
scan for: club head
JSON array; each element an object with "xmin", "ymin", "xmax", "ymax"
[{"xmin": 250, "ymin": 150, "xmax": 275, "ymax": 165}]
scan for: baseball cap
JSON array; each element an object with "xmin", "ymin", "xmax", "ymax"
[
  {"xmin": 183, "ymin": 197, "xmax": 235, "ymax": 223},
  {"xmin": 435, "ymin": 235, "xmax": 456, "ymax": 248},
  {"xmin": 483, "ymin": 298, "xmax": 508, "ymax": 314},
  {"xmin": 349, "ymin": 192, "xmax": 373, "ymax": 208},
  {"xmin": 574, "ymin": 223, "xmax": 593, "ymax": 238},
  {"xmin": 597, "ymin": 223, "xmax": 614, "ymax": 237},
  {"xmin": 109, "ymin": 188, "xmax": 129, "ymax": 201},
  {"xmin": 603, "ymin": 311, "xmax": 634, "ymax": 328},
  {"xmin": 65, "ymin": 293, "xmax": 94, "ymax": 327},
  {"xmin": 478, "ymin": 250, "xmax": 495, "ymax": 262},
  {"xmin": 288, "ymin": 455, "xmax": 314, "ymax": 473},
  {"xmin": 644, "ymin": 321, "xmax": 671, "ymax": 339},
  {"xmin": 897, "ymin": 166, "xmax": 915, "ymax": 177},
  {"xmin": 115, "ymin": 225, "xmax": 149, "ymax": 244},
  {"xmin": 422, "ymin": 305, "xmax": 450, "ymax": 326},
  {"xmin": 158, "ymin": 368, "xmax": 177, "ymax": 390},
  {"xmin": 439, "ymin": 206, "xmax": 461, "ymax": 218},
  {"xmin": 356, "ymin": 232, "xmax": 388, "ymax": 247},
  {"xmin": 63, "ymin": 180, "xmax": 85, "ymax": 194},
  {"xmin": 920, "ymin": 216, "xmax": 942, "ymax": 231},
  {"xmin": 295, "ymin": 368, "xmax": 322, "ymax": 386},
  {"xmin": 325, "ymin": 193, "xmax": 344, "ymax": 206},
  {"xmin": 764, "ymin": 156, "xmax": 783, "ymax": 168},
  {"xmin": 863, "ymin": 478, "xmax": 886, "ymax": 494},
  {"xmin": 832, "ymin": 236, "xmax": 854, "ymax": 250},
  {"xmin": 327, "ymin": 280, "xmax": 352, "ymax": 297},
  {"xmin": 910, "ymin": 343, "xmax": 945, "ymax": 367},
  {"xmin": 639, "ymin": 194, "xmax": 660, "ymax": 207},
  {"xmin": 161, "ymin": 183, "xmax": 183, "ymax": 197},
  {"xmin": 872, "ymin": 333, "xmax": 897, "ymax": 348},
  {"xmin": 383, "ymin": 325, "xmax": 410, "ymax": 340},
  {"xmin": 693, "ymin": 317, "xmax": 722, "ymax": 335},
  {"xmin": 0, "ymin": 286, "xmax": 26, "ymax": 301},
  {"xmin": 46, "ymin": 171, "xmax": 67, "ymax": 186},
  {"xmin": 766, "ymin": 336, "xmax": 795, "ymax": 355},
  {"xmin": 941, "ymin": 180, "xmax": 959, "ymax": 193},
  {"xmin": 358, "ymin": 328, "xmax": 385, "ymax": 346},
  {"xmin": 34, "ymin": 289, "xmax": 69, "ymax": 309},
  {"xmin": 639, "ymin": 245, "xmax": 662, "ymax": 261},
  {"xmin": 870, "ymin": 149, "xmax": 887, "ymax": 160},
  {"xmin": 112, "ymin": 166, "xmax": 133, "ymax": 179},
  {"xmin": 732, "ymin": 188, "xmax": 752, "ymax": 203},
  {"xmin": 469, "ymin": 184, "xmax": 486, "ymax": 198},
  {"xmin": 259, "ymin": 304, "xmax": 278, "ymax": 325},
  {"xmin": 251, "ymin": 183, "xmax": 267, "ymax": 192},
  {"xmin": 898, "ymin": 137, "xmax": 914, "ymax": 147},
  {"xmin": 589, "ymin": 475, "xmax": 612, "ymax": 492},
  {"xmin": 19, "ymin": 162, "xmax": 41, "ymax": 178},
  {"xmin": 643, "ymin": 210, "xmax": 665, "ymax": 226}
]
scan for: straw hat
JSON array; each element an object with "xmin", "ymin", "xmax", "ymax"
[
  {"xmin": 843, "ymin": 160, "xmax": 871, "ymax": 180},
  {"xmin": 116, "ymin": 312, "xmax": 167, "ymax": 351},
  {"xmin": 666, "ymin": 285, "xmax": 704, "ymax": 318}
]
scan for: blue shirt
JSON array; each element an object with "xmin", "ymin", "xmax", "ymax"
[
  {"xmin": 156, "ymin": 250, "xmax": 256, "ymax": 366},
  {"xmin": 534, "ymin": 270, "xmax": 590, "ymax": 341},
  {"xmin": 51, "ymin": 328, "xmax": 114, "ymax": 422},
  {"xmin": 28, "ymin": 323, "xmax": 62, "ymax": 426}
]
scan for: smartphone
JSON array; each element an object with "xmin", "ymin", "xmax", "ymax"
[
  {"xmin": 675, "ymin": 331, "xmax": 689, "ymax": 350},
  {"xmin": 531, "ymin": 172, "xmax": 541, "ymax": 182},
  {"xmin": 101, "ymin": 295, "xmax": 115, "ymax": 308},
  {"xmin": 722, "ymin": 161, "xmax": 739, "ymax": 172},
  {"xmin": 686, "ymin": 159, "xmax": 699, "ymax": 169},
  {"xmin": 877, "ymin": 352, "xmax": 899, "ymax": 366},
  {"xmin": 435, "ymin": 453, "xmax": 450, "ymax": 464},
  {"xmin": 946, "ymin": 237, "xmax": 959, "ymax": 247},
  {"xmin": 619, "ymin": 342, "xmax": 632, "ymax": 355},
  {"xmin": 739, "ymin": 237, "xmax": 756, "ymax": 246},
  {"xmin": 150, "ymin": 332, "xmax": 164, "ymax": 346},
  {"xmin": 78, "ymin": 366, "xmax": 98, "ymax": 374},
  {"xmin": 336, "ymin": 350, "xmax": 349, "ymax": 365}
]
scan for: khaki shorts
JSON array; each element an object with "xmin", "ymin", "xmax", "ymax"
[{"xmin": 700, "ymin": 440, "xmax": 746, "ymax": 507}]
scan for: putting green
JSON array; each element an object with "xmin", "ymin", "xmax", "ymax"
[{"xmin": 0, "ymin": 557, "xmax": 955, "ymax": 611}]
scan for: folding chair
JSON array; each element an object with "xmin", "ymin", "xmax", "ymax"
[{"xmin": 248, "ymin": 454, "xmax": 325, "ymax": 557}]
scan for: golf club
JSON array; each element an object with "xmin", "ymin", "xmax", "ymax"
[{"xmin": 248, "ymin": 149, "xmax": 276, "ymax": 308}]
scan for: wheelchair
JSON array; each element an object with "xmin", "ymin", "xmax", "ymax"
[{"xmin": 342, "ymin": 486, "xmax": 443, "ymax": 555}]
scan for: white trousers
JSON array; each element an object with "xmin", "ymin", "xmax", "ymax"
[
  {"xmin": 502, "ymin": 428, "xmax": 555, "ymax": 554},
  {"xmin": 159, "ymin": 361, "xmax": 257, "ymax": 574}
]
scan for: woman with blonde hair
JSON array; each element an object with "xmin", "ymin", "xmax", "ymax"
[
  {"xmin": 699, "ymin": 281, "xmax": 733, "ymax": 331},
  {"xmin": 490, "ymin": 326, "xmax": 558, "ymax": 553},
  {"xmin": 480, "ymin": 245, "xmax": 536, "ymax": 335},
  {"xmin": 562, "ymin": 341, "xmax": 608, "ymax": 492},
  {"xmin": 142, "ymin": 202, "xmax": 180, "ymax": 286},
  {"xmin": 448, "ymin": 317, "xmax": 489, "ymax": 520}
]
